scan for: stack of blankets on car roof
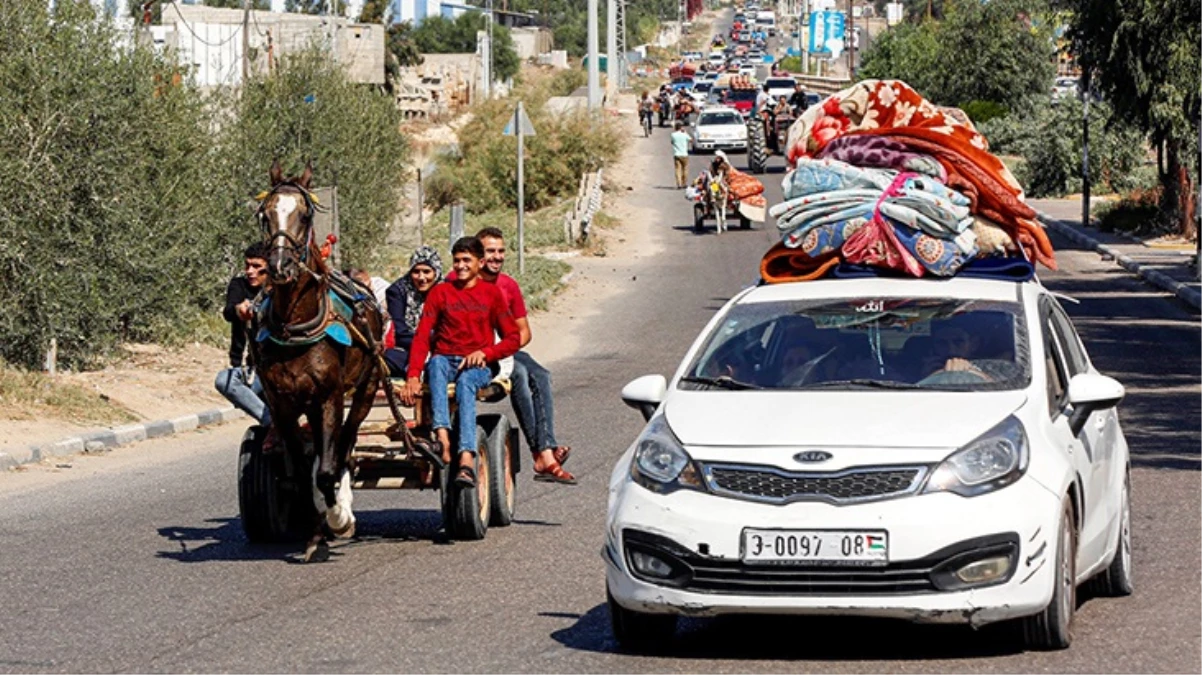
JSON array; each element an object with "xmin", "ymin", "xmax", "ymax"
[{"xmin": 760, "ymin": 79, "xmax": 1055, "ymax": 284}]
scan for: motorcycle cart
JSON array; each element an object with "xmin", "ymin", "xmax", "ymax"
[{"xmin": 238, "ymin": 377, "xmax": 520, "ymax": 544}]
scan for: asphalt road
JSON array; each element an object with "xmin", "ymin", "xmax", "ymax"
[{"xmin": 1, "ymin": 21, "xmax": 1199, "ymax": 675}]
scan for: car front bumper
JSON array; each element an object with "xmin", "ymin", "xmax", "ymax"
[
  {"xmin": 693, "ymin": 138, "xmax": 748, "ymax": 151},
  {"xmin": 605, "ymin": 474, "xmax": 1061, "ymax": 627}
]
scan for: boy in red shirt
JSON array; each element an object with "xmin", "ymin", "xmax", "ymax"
[{"xmin": 401, "ymin": 237, "xmax": 521, "ymax": 487}]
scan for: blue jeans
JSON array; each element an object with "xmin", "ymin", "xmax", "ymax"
[
  {"xmin": 426, "ymin": 355, "xmax": 493, "ymax": 455},
  {"xmin": 215, "ymin": 367, "xmax": 271, "ymax": 426},
  {"xmin": 510, "ymin": 351, "xmax": 558, "ymax": 453}
]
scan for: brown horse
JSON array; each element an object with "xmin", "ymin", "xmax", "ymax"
[{"xmin": 250, "ymin": 160, "xmax": 384, "ymax": 562}]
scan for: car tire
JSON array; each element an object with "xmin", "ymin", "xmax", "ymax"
[
  {"xmin": 1021, "ymin": 498, "xmax": 1076, "ymax": 650},
  {"xmin": 1089, "ymin": 468, "xmax": 1134, "ymax": 597},
  {"xmin": 608, "ymin": 585, "xmax": 677, "ymax": 653}
]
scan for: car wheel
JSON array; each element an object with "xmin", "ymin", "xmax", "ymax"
[
  {"xmin": 1089, "ymin": 468, "xmax": 1134, "ymax": 597},
  {"xmin": 1021, "ymin": 498, "xmax": 1076, "ymax": 650},
  {"xmin": 608, "ymin": 585, "xmax": 677, "ymax": 653}
]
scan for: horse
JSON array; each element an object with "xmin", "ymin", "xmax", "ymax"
[{"xmin": 250, "ymin": 160, "xmax": 386, "ymax": 563}]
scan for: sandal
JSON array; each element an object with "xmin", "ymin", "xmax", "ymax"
[
  {"xmin": 552, "ymin": 446, "xmax": 572, "ymax": 466},
  {"xmin": 534, "ymin": 460, "xmax": 577, "ymax": 485},
  {"xmin": 455, "ymin": 463, "xmax": 477, "ymax": 488}
]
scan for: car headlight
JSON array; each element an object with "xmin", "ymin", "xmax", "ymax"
[
  {"xmin": 630, "ymin": 415, "xmax": 705, "ymax": 494},
  {"xmin": 922, "ymin": 415, "xmax": 1028, "ymax": 497}
]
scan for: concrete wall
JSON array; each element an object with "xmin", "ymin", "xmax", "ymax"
[
  {"xmin": 510, "ymin": 27, "xmax": 553, "ymax": 61},
  {"xmin": 161, "ymin": 4, "xmax": 385, "ymax": 86}
]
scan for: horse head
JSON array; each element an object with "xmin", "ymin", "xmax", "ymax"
[{"xmin": 258, "ymin": 160, "xmax": 319, "ymax": 285}]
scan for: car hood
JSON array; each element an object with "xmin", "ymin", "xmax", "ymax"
[{"xmin": 664, "ymin": 389, "xmax": 1028, "ymax": 449}]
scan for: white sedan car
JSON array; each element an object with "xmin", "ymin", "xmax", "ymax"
[
  {"xmin": 607, "ymin": 275, "xmax": 1132, "ymax": 652},
  {"xmin": 691, "ymin": 106, "xmax": 749, "ymax": 152}
]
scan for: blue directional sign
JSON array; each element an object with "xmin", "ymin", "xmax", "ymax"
[{"xmin": 808, "ymin": 10, "xmax": 846, "ymax": 55}]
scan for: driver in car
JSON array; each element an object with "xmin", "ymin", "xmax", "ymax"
[{"xmin": 921, "ymin": 323, "xmax": 996, "ymax": 383}]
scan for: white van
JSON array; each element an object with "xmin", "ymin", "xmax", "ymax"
[{"xmin": 757, "ymin": 10, "xmax": 776, "ymax": 36}]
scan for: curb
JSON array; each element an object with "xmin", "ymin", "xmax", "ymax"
[
  {"xmin": 1039, "ymin": 211, "xmax": 1202, "ymax": 311},
  {"xmin": 1, "ymin": 406, "xmax": 246, "ymax": 472}
]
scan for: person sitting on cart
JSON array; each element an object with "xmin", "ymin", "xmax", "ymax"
[
  {"xmin": 215, "ymin": 242, "xmax": 273, "ymax": 431},
  {"xmin": 473, "ymin": 227, "xmax": 577, "ymax": 485},
  {"xmin": 773, "ymin": 95, "xmax": 792, "ymax": 119},
  {"xmin": 383, "ymin": 245, "xmax": 443, "ymax": 377},
  {"xmin": 400, "ymin": 236, "xmax": 521, "ymax": 488}
]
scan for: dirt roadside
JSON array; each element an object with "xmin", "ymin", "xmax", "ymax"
[{"xmin": 2, "ymin": 93, "xmax": 659, "ymax": 468}]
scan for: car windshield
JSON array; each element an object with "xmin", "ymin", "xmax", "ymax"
[
  {"xmin": 680, "ymin": 297, "xmax": 1030, "ymax": 392},
  {"xmin": 694, "ymin": 82, "xmax": 713, "ymax": 93},
  {"xmin": 765, "ymin": 79, "xmax": 793, "ymax": 89},
  {"xmin": 700, "ymin": 112, "xmax": 743, "ymax": 125},
  {"xmin": 728, "ymin": 89, "xmax": 758, "ymax": 102}
]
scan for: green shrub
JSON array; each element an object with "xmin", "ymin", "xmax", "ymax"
[
  {"xmin": 1095, "ymin": 187, "xmax": 1163, "ymax": 233},
  {"xmin": 426, "ymin": 74, "xmax": 624, "ymax": 215},
  {"xmin": 0, "ymin": 0, "xmax": 409, "ymax": 370},
  {"xmin": 960, "ymin": 100, "xmax": 1009, "ymax": 125},
  {"xmin": 776, "ymin": 56, "xmax": 803, "ymax": 73},
  {"xmin": 978, "ymin": 97, "xmax": 1145, "ymax": 198}
]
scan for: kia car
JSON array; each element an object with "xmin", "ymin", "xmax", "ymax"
[{"xmin": 606, "ymin": 275, "xmax": 1133, "ymax": 653}]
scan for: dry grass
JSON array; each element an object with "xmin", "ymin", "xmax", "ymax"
[{"xmin": 0, "ymin": 363, "xmax": 138, "ymax": 424}]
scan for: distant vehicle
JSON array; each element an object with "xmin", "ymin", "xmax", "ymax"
[
  {"xmin": 708, "ymin": 52, "xmax": 726, "ymax": 68},
  {"xmin": 747, "ymin": 48, "xmax": 765, "ymax": 62},
  {"xmin": 738, "ymin": 30, "xmax": 751, "ymax": 43},
  {"xmin": 757, "ymin": 10, "xmax": 776, "ymax": 36},
  {"xmin": 1051, "ymin": 76, "xmax": 1079, "ymax": 102},
  {"xmin": 690, "ymin": 106, "xmax": 748, "ymax": 152},
  {"xmin": 763, "ymin": 76, "xmax": 796, "ymax": 101},
  {"xmin": 805, "ymin": 92, "xmax": 821, "ymax": 108},
  {"xmin": 682, "ymin": 51, "xmax": 704, "ymax": 62},
  {"xmin": 738, "ymin": 63, "xmax": 758, "ymax": 79},
  {"xmin": 689, "ymin": 81, "xmax": 714, "ymax": 104}
]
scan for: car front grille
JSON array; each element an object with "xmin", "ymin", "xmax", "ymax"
[{"xmin": 701, "ymin": 464, "xmax": 927, "ymax": 505}]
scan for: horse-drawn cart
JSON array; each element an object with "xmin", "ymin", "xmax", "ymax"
[
  {"xmin": 687, "ymin": 171, "xmax": 752, "ymax": 233},
  {"xmin": 238, "ymin": 377, "xmax": 520, "ymax": 544}
]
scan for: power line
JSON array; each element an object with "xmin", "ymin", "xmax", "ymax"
[{"xmin": 164, "ymin": 1, "xmax": 245, "ymax": 47}]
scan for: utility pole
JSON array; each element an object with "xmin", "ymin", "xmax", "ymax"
[
  {"xmin": 1081, "ymin": 70, "xmax": 1091, "ymax": 228},
  {"xmin": 242, "ymin": 0, "xmax": 251, "ymax": 83},
  {"xmin": 487, "ymin": 0, "xmax": 494, "ymax": 95},
  {"xmin": 328, "ymin": 0, "xmax": 338, "ymax": 66},
  {"xmin": 587, "ymin": 0, "xmax": 600, "ymax": 111},
  {"xmin": 606, "ymin": 0, "xmax": 618, "ymax": 103},
  {"xmin": 847, "ymin": 0, "xmax": 854, "ymax": 79}
]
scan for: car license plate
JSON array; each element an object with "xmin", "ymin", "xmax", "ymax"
[{"xmin": 741, "ymin": 529, "xmax": 888, "ymax": 565}]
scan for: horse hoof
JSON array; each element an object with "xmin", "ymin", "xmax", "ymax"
[
  {"xmin": 326, "ymin": 505, "xmax": 355, "ymax": 537},
  {"xmin": 303, "ymin": 541, "xmax": 330, "ymax": 563}
]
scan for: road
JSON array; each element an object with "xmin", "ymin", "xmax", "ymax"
[{"xmin": 1, "ymin": 18, "xmax": 1199, "ymax": 675}]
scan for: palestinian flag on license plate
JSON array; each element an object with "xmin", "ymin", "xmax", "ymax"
[{"xmin": 867, "ymin": 535, "xmax": 886, "ymax": 551}]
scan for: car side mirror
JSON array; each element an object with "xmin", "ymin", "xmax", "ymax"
[
  {"xmin": 1066, "ymin": 373, "xmax": 1124, "ymax": 435},
  {"xmin": 621, "ymin": 374, "xmax": 667, "ymax": 422}
]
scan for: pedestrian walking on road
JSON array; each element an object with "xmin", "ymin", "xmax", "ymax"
[{"xmin": 670, "ymin": 121, "xmax": 690, "ymax": 189}]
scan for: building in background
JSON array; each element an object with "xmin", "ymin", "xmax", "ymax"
[{"xmin": 158, "ymin": 3, "xmax": 385, "ymax": 87}]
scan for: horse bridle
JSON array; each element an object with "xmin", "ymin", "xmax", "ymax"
[{"xmin": 257, "ymin": 181, "xmax": 321, "ymax": 273}]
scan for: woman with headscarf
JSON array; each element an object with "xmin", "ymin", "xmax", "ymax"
[{"xmin": 383, "ymin": 245, "xmax": 444, "ymax": 377}]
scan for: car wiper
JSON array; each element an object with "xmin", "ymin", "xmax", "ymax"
[
  {"xmin": 800, "ymin": 379, "xmax": 924, "ymax": 390},
  {"xmin": 678, "ymin": 375, "xmax": 763, "ymax": 390}
]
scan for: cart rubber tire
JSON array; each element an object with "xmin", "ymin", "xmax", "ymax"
[
  {"xmin": 608, "ymin": 584, "xmax": 677, "ymax": 653},
  {"xmin": 693, "ymin": 204, "xmax": 706, "ymax": 231},
  {"xmin": 1088, "ymin": 468, "xmax": 1133, "ymax": 597},
  {"xmin": 238, "ymin": 426, "xmax": 313, "ymax": 543},
  {"xmin": 446, "ymin": 426, "xmax": 491, "ymax": 541},
  {"xmin": 739, "ymin": 212, "xmax": 752, "ymax": 229},
  {"xmin": 747, "ymin": 119, "xmax": 768, "ymax": 174},
  {"xmin": 481, "ymin": 414, "xmax": 517, "ymax": 527},
  {"xmin": 1021, "ymin": 499, "xmax": 1076, "ymax": 650}
]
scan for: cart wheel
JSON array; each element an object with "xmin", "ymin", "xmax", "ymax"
[
  {"xmin": 693, "ymin": 204, "xmax": 706, "ymax": 231},
  {"xmin": 446, "ymin": 426, "xmax": 491, "ymax": 541},
  {"xmin": 739, "ymin": 212, "xmax": 752, "ymax": 229},
  {"xmin": 481, "ymin": 415, "xmax": 517, "ymax": 527},
  {"xmin": 747, "ymin": 119, "xmax": 768, "ymax": 174},
  {"xmin": 238, "ymin": 426, "xmax": 313, "ymax": 543}
]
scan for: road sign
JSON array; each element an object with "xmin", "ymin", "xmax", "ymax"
[
  {"xmin": 503, "ymin": 105, "xmax": 536, "ymax": 137},
  {"xmin": 807, "ymin": 10, "xmax": 845, "ymax": 55}
]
